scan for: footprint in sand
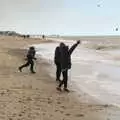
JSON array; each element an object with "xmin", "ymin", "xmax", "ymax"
[
  {"xmin": 65, "ymin": 113, "xmax": 71, "ymax": 116},
  {"xmin": 21, "ymin": 111, "xmax": 25, "ymax": 114},
  {"xmin": 57, "ymin": 101, "xmax": 61, "ymax": 104},
  {"xmin": 12, "ymin": 113, "xmax": 17, "ymax": 117},
  {"xmin": 18, "ymin": 113, "xmax": 23, "ymax": 117},
  {"xmin": 0, "ymin": 91, "xmax": 5, "ymax": 96},
  {"xmin": 43, "ymin": 113, "xmax": 46, "ymax": 115},
  {"xmin": 55, "ymin": 110, "xmax": 59, "ymax": 112},
  {"xmin": 35, "ymin": 107, "xmax": 40, "ymax": 110},
  {"xmin": 48, "ymin": 98, "xmax": 52, "ymax": 104},
  {"xmin": 60, "ymin": 111, "xmax": 64, "ymax": 114},
  {"xmin": 48, "ymin": 101, "xmax": 52, "ymax": 104},
  {"xmin": 26, "ymin": 97, "xmax": 32, "ymax": 101},
  {"xmin": 75, "ymin": 114, "xmax": 84, "ymax": 117},
  {"xmin": 9, "ymin": 118, "xmax": 13, "ymax": 120},
  {"xmin": 50, "ymin": 114, "xmax": 53, "ymax": 117},
  {"xmin": 61, "ymin": 105, "xmax": 66, "ymax": 109}
]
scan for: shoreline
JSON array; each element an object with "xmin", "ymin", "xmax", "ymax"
[
  {"xmin": 37, "ymin": 56, "xmax": 102, "ymax": 104},
  {"xmin": 39, "ymin": 57, "xmax": 116, "ymax": 107}
]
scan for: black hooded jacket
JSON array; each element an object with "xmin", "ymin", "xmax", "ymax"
[
  {"xmin": 27, "ymin": 48, "xmax": 36, "ymax": 60},
  {"xmin": 54, "ymin": 43, "xmax": 79, "ymax": 70}
]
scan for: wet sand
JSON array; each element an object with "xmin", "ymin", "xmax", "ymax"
[{"xmin": 0, "ymin": 36, "xmax": 119, "ymax": 120}]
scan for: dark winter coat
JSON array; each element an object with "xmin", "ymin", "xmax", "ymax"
[
  {"xmin": 27, "ymin": 49, "xmax": 36, "ymax": 60},
  {"xmin": 54, "ymin": 43, "xmax": 78, "ymax": 70}
]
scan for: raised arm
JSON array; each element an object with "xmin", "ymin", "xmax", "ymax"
[{"xmin": 69, "ymin": 40, "xmax": 80, "ymax": 55}]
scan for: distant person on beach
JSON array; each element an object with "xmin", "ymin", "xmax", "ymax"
[
  {"xmin": 18, "ymin": 46, "xmax": 37, "ymax": 73},
  {"xmin": 54, "ymin": 40, "xmax": 80, "ymax": 92},
  {"xmin": 42, "ymin": 35, "xmax": 45, "ymax": 39},
  {"xmin": 23, "ymin": 35, "xmax": 26, "ymax": 39}
]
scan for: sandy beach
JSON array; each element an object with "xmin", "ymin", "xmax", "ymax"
[{"xmin": 0, "ymin": 36, "xmax": 119, "ymax": 120}]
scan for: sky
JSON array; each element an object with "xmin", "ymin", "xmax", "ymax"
[{"xmin": 0, "ymin": 0, "xmax": 120, "ymax": 35}]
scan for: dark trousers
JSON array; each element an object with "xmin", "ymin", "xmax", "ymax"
[
  {"xmin": 59, "ymin": 70, "xmax": 68, "ymax": 89},
  {"xmin": 20, "ymin": 59, "xmax": 34, "ymax": 72},
  {"xmin": 56, "ymin": 63, "xmax": 61, "ymax": 81}
]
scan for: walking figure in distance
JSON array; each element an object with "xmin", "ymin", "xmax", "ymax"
[
  {"xmin": 42, "ymin": 35, "xmax": 45, "ymax": 39},
  {"xmin": 19, "ymin": 46, "xmax": 36, "ymax": 73},
  {"xmin": 54, "ymin": 40, "xmax": 80, "ymax": 92}
]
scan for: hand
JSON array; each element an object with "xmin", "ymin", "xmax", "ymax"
[
  {"xmin": 34, "ymin": 58, "xmax": 37, "ymax": 60},
  {"xmin": 77, "ymin": 40, "xmax": 81, "ymax": 44},
  {"xmin": 24, "ymin": 58, "xmax": 27, "ymax": 60}
]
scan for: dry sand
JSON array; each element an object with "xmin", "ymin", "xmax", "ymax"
[{"xmin": 0, "ymin": 36, "xmax": 119, "ymax": 120}]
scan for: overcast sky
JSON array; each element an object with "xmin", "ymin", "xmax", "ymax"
[{"xmin": 0, "ymin": 0, "xmax": 120, "ymax": 35}]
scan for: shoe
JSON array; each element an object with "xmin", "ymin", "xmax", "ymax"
[
  {"xmin": 56, "ymin": 79, "xmax": 61, "ymax": 82},
  {"xmin": 18, "ymin": 67, "xmax": 22, "ymax": 72},
  {"xmin": 64, "ymin": 88, "xmax": 70, "ymax": 92},
  {"xmin": 31, "ymin": 71, "xmax": 36, "ymax": 74},
  {"xmin": 56, "ymin": 87, "xmax": 62, "ymax": 92}
]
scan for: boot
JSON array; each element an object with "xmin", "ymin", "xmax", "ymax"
[
  {"xmin": 64, "ymin": 88, "xmax": 70, "ymax": 92},
  {"xmin": 56, "ymin": 87, "xmax": 62, "ymax": 91},
  {"xmin": 18, "ymin": 67, "xmax": 22, "ymax": 72},
  {"xmin": 31, "ymin": 71, "xmax": 36, "ymax": 74}
]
